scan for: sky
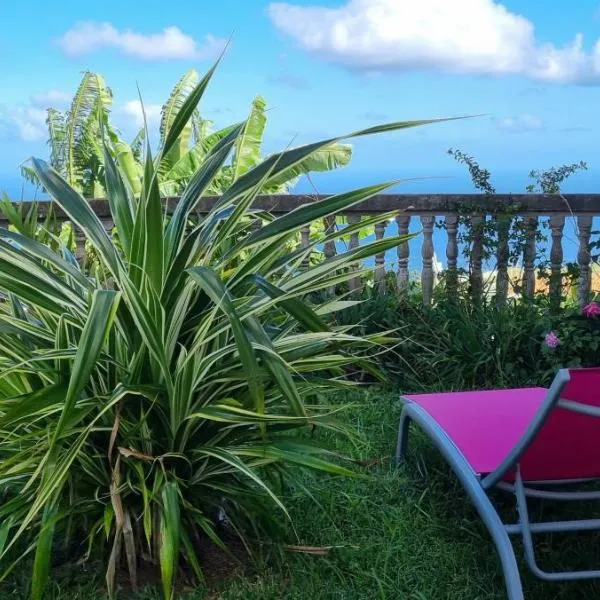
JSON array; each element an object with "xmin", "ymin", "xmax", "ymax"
[{"xmin": 1, "ymin": 0, "xmax": 600, "ymax": 198}]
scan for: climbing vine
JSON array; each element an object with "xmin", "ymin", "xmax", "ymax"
[{"xmin": 442, "ymin": 149, "xmax": 587, "ymax": 302}]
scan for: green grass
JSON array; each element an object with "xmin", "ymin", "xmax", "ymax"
[{"xmin": 5, "ymin": 388, "xmax": 600, "ymax": 599}]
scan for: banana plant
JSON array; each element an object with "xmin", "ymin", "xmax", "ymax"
[
  {"xmin": 0, "ymin": 59, "xmax": 443, "ymax": 599},
  {"xmin": 25, "ymin": 69, "xmax": 352, "ymax": 199},
  {"xmin": 147, "ymin": 70, "xmax": 353, "ymax": 196},
  {"xmin": 22, "ymin": 72, "xmax": 118, "ymax": 196}
]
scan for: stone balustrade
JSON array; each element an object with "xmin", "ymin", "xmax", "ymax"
[{"xmin": 3, "ymin": 194, "xmax": 599, "ymax": 307}]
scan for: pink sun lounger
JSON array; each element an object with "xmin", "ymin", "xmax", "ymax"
[{"xmin": 396, "ymin": 367, "xmax": 600, "ymax": 600}]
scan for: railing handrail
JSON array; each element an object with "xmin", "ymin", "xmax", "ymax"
[
  {"xmin": 2, "ymin": 193, "xmax": 599, "ymax": 308},
  {"xmin": 7, "ymin": 194, "xmax": 600, "ymax": 220}
]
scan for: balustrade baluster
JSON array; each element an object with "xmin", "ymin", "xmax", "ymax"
[
  {"xmin": 495, "ymin": 216, "xmax": 510, "ymax": 305},
  {"xmin": 522, "ymin": 217, "xmax": 537, "ymax": 299},
  {"xmin": 74, "ymin": 225, "xmax": 86, "ymax": 263},
  {"xmin": 100, "ymin": 218, "xmax": 114, "ymax": 235},
  {"xmin": 445, "ymin": 214, "xmax": 458, "ymax": 295},
  {"xmin": 323, "ymin": 216, "xmax": 337, "ymax": 260},
  {"xmin": 348, "ymin": 215, "xmax": 361, "ymax": 294},
  {"xmin": 323, "ymin": 216, "xmax": 337, "ymax": 294},
  {"xmin": 577, "ymin": 215, "xmax": 593, "ymax": 309},
  {"xmin": 470, "ymin": 215, "xmax": 484, "ymax": 300},
  {"xmin": 421, "ymin": 216, "xmax": 435, "ymax": 306},
  {"xmin": 396, "ymin": 215, "xmax": 411, "ymax": 293},
  {"xmin": 549, "ymin": 215, "xmax": 565, "ymax": 308},
  {"xmin": 300, "ymin": 224, "xmax": 311, "ymax": 267},
  {"xmin": 374, "ymin": 221, "xmax": 386, "ymax": 289}
]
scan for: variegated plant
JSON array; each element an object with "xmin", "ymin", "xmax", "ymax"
[{"xmin": 0, "ymin": 61, "xmax": 440, "ymax": 599}]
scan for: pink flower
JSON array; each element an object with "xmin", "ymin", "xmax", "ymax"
[
  {"xmin": 544, "ymin": 331, "xmax": 560, "ymax": 349},
  {"xmin": 583, "ymin": 302, "xmax": 600, "ymax": 318}
]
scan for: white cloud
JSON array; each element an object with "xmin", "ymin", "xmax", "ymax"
[
  {"xmin": 119, "ymin": 100, "xmax": 162, "ymax": 129},
  {"xmin": 0, "ymin": 90, "xmax": 68, "ymax": 142},
  {"xmin": 0, "ymin": 105, "xmax": 47, "ymax": 142},
  {"xmin": 58, "ymin": 22, "xmax": 226, "ymax": 60},
  {"xmin": 30, "ymin": 90, "xmax": 71, "ymax": 109},
  {"xmin": 495, "ymin": 114, "xmax": 544, "ymax": 133},
  {"xmin": 268, "ymin": 0, "xmax": 600, "ymax": 84}
]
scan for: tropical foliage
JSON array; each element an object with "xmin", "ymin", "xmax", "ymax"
[
  {"xmin": 21, "ymin": 72, "xmax": 116, "ymax": 196},
  {"xmin": 23, "ymin": 69, "xmax": 352, "ymax": 198},
  {"xmin": 0, "ymin": 61, "xmax": 437, "ymax": 599},
  {"xmin": 336, "ymin": 273, "xmax": 600, "ymax": 392}
]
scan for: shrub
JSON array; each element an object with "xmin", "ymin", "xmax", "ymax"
[
  {"xmin": 0, "ymin": 64, "xmax": 436, "ymax": 599},
  {"xmin": 338, "ymin": 276, "xmax": 600, "ymax": 392}
]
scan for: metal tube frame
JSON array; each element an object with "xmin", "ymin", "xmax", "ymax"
[
  {"xmin": 396, "ymin": 371, "xmax": 600, "ymax": 600},
  {"xmin": 512, "ymin": 468, "xmax": 600, "ymax": 581},
  {"xmin": 396, "ymin": 403, "xmax": 525, "ymax": 600}
]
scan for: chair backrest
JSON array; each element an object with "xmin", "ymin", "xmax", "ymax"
[{"xmin": 517, "ymin": 367, "xmax": 600, "ymax": 481}]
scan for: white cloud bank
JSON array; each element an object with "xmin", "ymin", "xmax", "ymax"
[
  {"xmin": 0, "ymin": 90, "xmax": 72, "ymax": 142},
  {"xmin": 268, "ymin": 0, "xmax": 600, "ymax": 84},
  {"xmin": 0, "ymin": 105, "xmax": 47, "ymax": 142},
  {"xmin": 58, "ymin": 22, "xmax": 226, "ymax": 61}
]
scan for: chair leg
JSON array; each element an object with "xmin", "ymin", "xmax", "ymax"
[
  {"xmin": 395, "ymin": 408, "xmax": 411, "ymax": 465},
  {"xmin": 399, "ymin": 403, "xmax": 525, "ymax": 600},
  {"xmin": 513, "ymin": 469, "xmax": 600, "ymax": 581}
]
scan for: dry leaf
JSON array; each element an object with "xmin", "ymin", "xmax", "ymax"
[{"xmin": 118, "ymin": 446, "xmax": 154, "ymax": 462}]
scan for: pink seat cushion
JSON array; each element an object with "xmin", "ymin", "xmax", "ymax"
[{"xmin": 403, "ymin": 388, "xmax": 548, "ymax": 476}]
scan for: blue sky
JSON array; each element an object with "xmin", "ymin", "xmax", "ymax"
[{"xmin": 1, "ymin": 0, "xmax": 600, "ymax": 197}]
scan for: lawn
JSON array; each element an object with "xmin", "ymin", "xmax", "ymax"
[{"xmin": 4, "ymin": 388, "xmax": 600, "ymax": 600}]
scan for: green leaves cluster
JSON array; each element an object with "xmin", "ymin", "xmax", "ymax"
[
  {"xmin": 22, "ymin": 72, "xmax": 116, "ymax": 196},
  {"xmin": 25, "ymin": 69, "xmax": 353, "ymax": 199},
  {"xmin": 0, "ymin": 62, "xmax": 433, "ymax": 598}
]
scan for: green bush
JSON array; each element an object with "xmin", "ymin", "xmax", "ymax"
[
  {"xmin": 0, "ymin": 64, "xmax": 436, "ymax": 599},
  {"xmin": 338, "ymin": 276, "xmax": 600, "ymax": 392}
]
